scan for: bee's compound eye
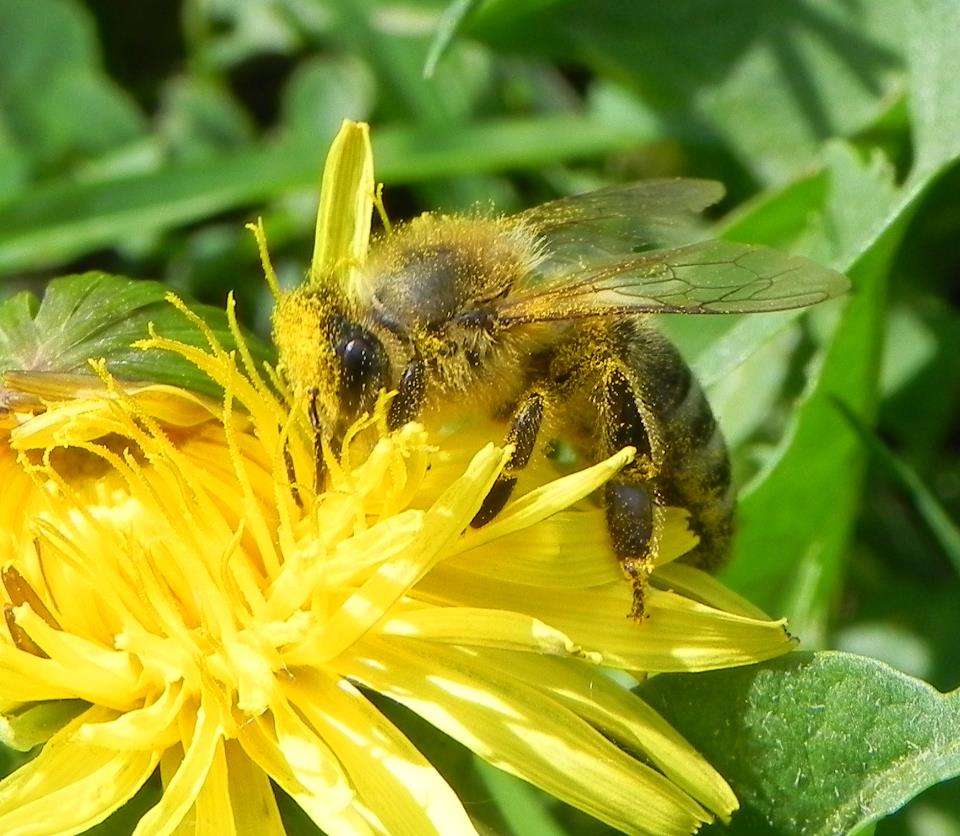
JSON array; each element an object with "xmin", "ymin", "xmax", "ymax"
[
  {"xmin": 342, "ymin": 337, "xmax": 375, "ymax": 377},
  {"xmin": 337, "ymin": 331, "xmax": 389, "ymax": 413}
]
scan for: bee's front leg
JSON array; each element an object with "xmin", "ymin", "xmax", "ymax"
[
  {"xmin": 471, "ymin": 388, "xmax": 546, "ymax": 527},
  {"xmin": 387, "ymin": 356, "xmax": 427, "ymax": 431},
  {"xmin": 599, "ymin": 365, "xmax": 662, "ymax": 621},
  {"xmin": 306, "ymin": 387, "xmax": 327, "ymax": 492}
]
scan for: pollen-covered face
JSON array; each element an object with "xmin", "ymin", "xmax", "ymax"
[{"xmin": 272, "ymin": 287, "xmax": 390, "ymax": 437}]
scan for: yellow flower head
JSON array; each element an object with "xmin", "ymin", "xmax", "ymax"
[{"xmin": 0, "ymin": 121, "xmax": 793, "ymax": 836}]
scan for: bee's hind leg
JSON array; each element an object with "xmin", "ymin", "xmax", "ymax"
[
  {"xmin": 599, "ymin": 365, "xmax": 661, "ymax": 620},
  {"xmin": 471, "ymin": 388, "xmax": 546, "ymax": 527}
]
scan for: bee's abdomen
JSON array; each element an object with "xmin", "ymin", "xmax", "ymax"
[{"xmin": 619, "ymin": 322, "xmax": 735, "ymax": 570}]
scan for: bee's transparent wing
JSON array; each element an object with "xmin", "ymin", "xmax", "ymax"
[
  {"xmin": 499, "ymin": 238, "xmax": 850, "ymax": 322},
  {"xmin": 516, "ymin": 179, "xmax": 726, "ymax": 261}
]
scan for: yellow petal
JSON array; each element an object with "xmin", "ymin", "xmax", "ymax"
[
  {"xmin": 284, "ymin": 443, "xmax": 507, "ymax": 666},
  {"xmin": 134, "ymin": 702, "xmax": 222, "ymax": 836},
  {"xmin": 76, "ymin": 684, "xmax": 185, "ymax": 751},
  {"xmin": 450, "ymin": 447, "xmax": 634, "ymax": 553},
  {"xmin": 9, "ymin": 385, "xmax": 219, "ymax": 453},
  {"xmin": 247, "ymin": 700, "xmax": 369, "ymax": 836},
  {"xmin": 0, "ymin": 705, "xmax": 158, "ymax": 835},
  {"xmin": 380, "ymin": 605, "xmax": 600, "ymax": 660},
  {"xmin": 446, "ymin": 506, "xmax": 695, "ymax": 588},
  {"xmin": 416, "ymin": 568, "xmax": 793, "ymax": 671},
  {"xmin": 289, "ymin": 670, "xmax": 479, "ymax": 836},
  {"xmin": 310, "ymin": 119, "xmax": 375, "ymax": 291},
  {"xmin": 222, "ymin": 740, "xmax": 286, "ymax": 836},
  {"xmin": 475, "ymin": 650, "xmax": 738, "ymax": 820},
  {"xmin": 185, "ymin": 737, "xmax": 234, "ymax": 836},
  {"xmin": 653, "ymin": 563, "xmax": 773, "ymax": 620},
  {"xmin": 8, "ymin": 605, "xmax": 142, "ymax": 702},
  {"xmin": 342, "ymin": 638, "xmax": 712, "ymax": 836}
]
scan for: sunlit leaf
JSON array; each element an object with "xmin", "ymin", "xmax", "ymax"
[{"xmin": 639, "ymin": 652, "xmax": 960, "ymax": 836}]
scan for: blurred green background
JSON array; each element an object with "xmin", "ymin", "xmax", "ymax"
[{"xmin": 1, "ymin": 1, "xmax": 958, "ymax": 834}]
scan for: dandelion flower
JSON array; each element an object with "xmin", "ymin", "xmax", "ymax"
[{"xmin": 0, "ymin": 120, "xmax": 795, "ymax": 836}]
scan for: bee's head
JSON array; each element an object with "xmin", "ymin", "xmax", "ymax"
[{"xmin": 273, "ymin": 288, "xmax": 390, "ymax": 438}]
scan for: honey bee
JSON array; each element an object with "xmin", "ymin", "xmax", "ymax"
[{"xmin": 273, "ymin": 180, "xmax": 848, "ymax": 617}]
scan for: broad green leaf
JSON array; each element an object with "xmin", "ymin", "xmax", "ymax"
[
  {"xmin": 907, "ymin": 0, "xmax": 960, "ymax": 176},
  {"xmin": 0, "ymin": 129, "xmax": 28, "ymax": 203},
  {"xmin": 471, "ymin": 0, "xmax": 905, "ymax": 183},
  {"xmin": 637, "ymin": 652, "xmax": 960, "ymax": 836},
  {"xmin": 721, "ymin": 0, "xmax": 960, "ymax": 635},
  {"xmin": 0, "ymin": 273, "xmax": 273, "ymax": 397},
  {"xmin": 880, "ymin": 300, "xmax": 960, "ymax": 470},
  {"xmin": 0, "ymin": 0, "xmax": 144, "ymax": 173},
  {"xmin": 879, "ymin": 306, "xmax": 939, "ymax": 398},
  {"xmin": 0, "ymin": 116, "xmax": 647, "ymax": 275},
  {"xmin": 702, "ymin": 322, "xmax": 801, "ymax": 450},
  {"xmin": 723, "ymin": 143, "xmax": 898, "ymax": 637}
]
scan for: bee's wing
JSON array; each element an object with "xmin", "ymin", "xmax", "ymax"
[
  {"xmin": 498, "ymin": 238, "xmax": 850, "ymax": 323},
  {"xmin": 515, "ymin": 179, "xmax": 727, "ymax": 261}
]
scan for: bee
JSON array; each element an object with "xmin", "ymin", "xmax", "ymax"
[{"xmin": 273, "ymin": 180, "xmax": 848, "ymax": 618}]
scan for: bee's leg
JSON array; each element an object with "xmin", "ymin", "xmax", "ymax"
[
  {"xmin": 600, "ymin": 366, "xmax": 659, "ymax": 620},
  {"xmin": 388, "ymin": 356, "xmax": 426, "ymax": 431},
  {"xmin": 307, "ymin": 387, "xmax": 326, "ymax": 491},
  {"xmin": 470, "ymin": 389, "xmax": 546, "ymax": 527},
  {"xmin": 283, "ymin": 446, "xmax": 302, "ymax": 508}
]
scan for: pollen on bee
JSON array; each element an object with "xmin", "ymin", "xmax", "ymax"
[
  {"xmin": 365, "ymin": 212, "xmax": 546, "ymax": 301},
  {"xmin": 272, "ymin": 287, "xmax": 338, "ymax": 397}
]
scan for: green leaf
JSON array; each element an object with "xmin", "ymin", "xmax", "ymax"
[
  {"xmin": 280, "ymin": 55, "xmax": 376, "ymax": 144},
  {"xmin": 156, "ymin": 77, "xmax": 255, "ymax": 161},
  {"xmin": 325, "ymin": 0, "xmax": 487, "ymax": 127},
  {"xmin": 720, "ymin": 0, "xmax": 960, "ymax": 631},
  {"xmin": 0, "ymin": 115, "xmax": 648, "ymax": 275},
  {"xmin": 835, "ymin": 402, "xmax": 960, "ymax": 576},
  {"xmin": 907, "ymin": 0, "xmax": 960, "ymax": 176},
  {"xmin": 475, "ymin": 759, "xmax": 567, "ymax": 836},
  {"xmin": 0, "ymin": 272, "xmax": 273, "ymax": 397},
  {"xmin": 0, "ymin": 0, "xmax": 144, "ymax": 173},
  {"xmin": 722, "ymin": 143, "xmax": 898, "ymax": 636},
  {"xmin": 637, "ymin": 652, "xmax": 960, "ymax": 836},
  {"xmin": 472, "ymin": 0, "xmax": 905, "ymax": 183},
  {"xmin": 423, "ymin": 0, "xmax": 483, "ymax": 79}
]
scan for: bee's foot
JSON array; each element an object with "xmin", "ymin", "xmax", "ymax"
[{"xmin": 621, "ymin": 556, "xmax": 653, "ymax": 622}]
